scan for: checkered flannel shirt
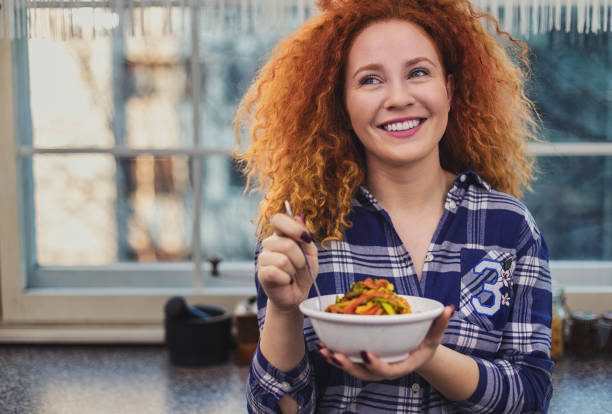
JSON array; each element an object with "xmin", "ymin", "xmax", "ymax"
[{"xmin": 247, "ymin": 170, "xmax": 553, "ymax": 413}]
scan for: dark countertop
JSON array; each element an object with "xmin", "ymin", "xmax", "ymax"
[
  {"xmin": 0, "ymin": 345, "xmax": 610, "ymax": 413},
  {"xmin": 0, "ymin": 345, "xmax": 250, "ymax": 414}
]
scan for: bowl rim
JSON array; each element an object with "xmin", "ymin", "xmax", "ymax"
[{"xmin": 299, "ymin": 294, "xmax": 444, "ymax": 325}]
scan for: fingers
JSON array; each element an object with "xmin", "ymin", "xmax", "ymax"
[
  {"xmin": 258, "ymin": 247, "xmax": 298, "ymax": 286},
  {"xmin": 259, "ymin": 250, "xmax": 296, "ymax": 275},
  {"xmin": 356, "ymin": 349, "xmax": 420, "ymax": 380},
  {"xmin": 261, "ymin": 234, "xmax": 307, "ymax": 270},
  {"xmin": 319, "ymin": 346, "xmax": 429, "ymax": 382},
  {"xmin": 258, "ymin": 213, "xmax": 316, "ymax": 286},
  {"xmin": 291, "ymin": 214, "xmax": 318, "ymax": 258},
  {"xmin": 270, "ymin": 213, "xmax": 313, "ymax": 245},
  {"xmin": 317, "ymin": 347, "xmax": 385, "ymax": 382}
]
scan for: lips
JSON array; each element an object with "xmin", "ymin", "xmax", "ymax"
[{"xmin": 378, "ymin": 117, "xmax": 426, "ymax": 138}]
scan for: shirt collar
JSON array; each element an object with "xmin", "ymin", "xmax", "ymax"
[
  {"xmin": 355, "ymin": 185, "xmax": 384, "ymax": 213},
  {"xmin": 458, "ymin": 169, "xmax": 492, "ymax": 192}
]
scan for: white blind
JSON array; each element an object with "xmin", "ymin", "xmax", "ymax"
[{"xmin": 0, "ymin": 0, "xmax": 610, "ymax": 40}]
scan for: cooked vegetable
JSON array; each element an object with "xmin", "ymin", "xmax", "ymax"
[{"xmin": 325, "ymin": 278, "xmax": 412, "ymax": 315}]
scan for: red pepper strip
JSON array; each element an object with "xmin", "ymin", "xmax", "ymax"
[
  {"xmin": 342, "ymin": 291, "xmax": 380, "ymax": 314},
  {"xmin": 364, "ymin": 303, "xmax": 381, "ymax": 315},
  {"xmin": 361, "ymin": 278, "xmax": 375, "ymax": 290},
  {"xmin": 340, "ymin": 297, "xmax": 363, "ymax": 314},
  {"xmin": 375, "ymin": 279, "xmax": 389, "ymax": 289}
]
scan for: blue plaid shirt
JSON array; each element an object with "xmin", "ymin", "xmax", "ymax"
[{"xmin": 247, "ymin": 170, "xmax": 553, "ymax": 413}]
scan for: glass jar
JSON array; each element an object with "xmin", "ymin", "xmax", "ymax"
[
  {"xmin": 598, "ymin": 311, "xmax": 612, "ymax": 355},
  {"xmin": 550, "ymin": 286, "xmax": 568, "ymax": 360},
  {"xmin": 567, "ymin": 311, "xmax": 601, "ymax": 358}
]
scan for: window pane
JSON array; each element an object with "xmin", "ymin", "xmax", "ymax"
[
  {"xmin": 523, "ymin": 156, "xmax": 612, "ymax": 260},
  {"xmin": 33, "ymin": 154, "xmax": 193, "ymax": 266},
  {"xmin": 527, "ymin": 30, "xmax": 611, "ymax": 142},
  {"xmin": 198, "ymin": 31, "xmax": 287, "ymax": 149},
  {"xmin": 124, "ymin": 33, "xmax": 192, "ymax": 148},
  {"xmin": 27, "ymin": 16, "xmax": 192, "ymax": 149},
  {"xmin": 28, "ymin": 38, "xmax": 114, "ymax": 148},
  {"xmin": 200, "ymin": 155, "xmax": 260, "ymax": 262}
]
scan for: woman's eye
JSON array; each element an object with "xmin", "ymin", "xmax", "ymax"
[
  {"xmin": 359, "ymin": 75, "xmax": 381, "ymax": 85},
  {"xmin": 409, "ymin": 68, "xmax": 429, "ymax": 78}
]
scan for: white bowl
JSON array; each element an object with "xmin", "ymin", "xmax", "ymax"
[{"xmin": 299, "ymin": 294, "xmax": 444, "ymax": 363}]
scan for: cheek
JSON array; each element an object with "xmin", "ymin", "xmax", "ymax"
[
  {"xmin": 345, "ymin": 94, "xmax": 365, "ymax": 129},
  {"xmin": 425, "ymin": 87, "xmax": 452, "ymax": 115}
]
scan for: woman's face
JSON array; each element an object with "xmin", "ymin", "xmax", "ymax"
[{"xmin": 344, "ymin": 19, "xmax": 452, "ymax": 170}]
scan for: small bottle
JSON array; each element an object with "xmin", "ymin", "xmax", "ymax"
[
  {"xmin": 568, "ymin": 311, "xmax": 601, "ymax": 358},
  {"xmin": 598, "ymin": 311, "xmax": 612, "ymax": 355},
  {"xmin": 550, "ymin": 286, "xmax": 568, "ymax": 360}
]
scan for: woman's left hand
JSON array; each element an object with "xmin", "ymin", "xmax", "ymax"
[{"xmin": 317, "ymin": 304, "xmax": 455, "ymax": 381}]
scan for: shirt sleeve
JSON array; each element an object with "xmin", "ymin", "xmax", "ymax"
[
  {"xmin": 453, "ymin": 226, "xmax": 554, "ymax": 413},
  {"xmin": 247, "ymin": 344, "xmax": 316, "ymax": 413},
  {"xmin": 246, "ymin": 244, "xmax": 317, "ymax": 414}
]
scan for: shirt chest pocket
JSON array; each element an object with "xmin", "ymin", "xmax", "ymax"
[{"xmin": 458, "ymin": 248, "xmax": 515, "ymax": 332}]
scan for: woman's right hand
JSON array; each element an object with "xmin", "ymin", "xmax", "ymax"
[{"xmin": 257, "ymin": 213, "xmax": 319, "ymax": 313}]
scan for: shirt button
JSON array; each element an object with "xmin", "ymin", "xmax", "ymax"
[
  {"xmin": 411, "ymin": 383, "xmax": 420, "ymax": 393},
  {"xmin": 460, "ymin": 174, "xmax": 467, "ymax": 182},
  {"xmin": 280, "ymin": 381, "xmax": 290, "ymax": 390},
  {"xmin": 425, "ymin": 253, "xmax": 434, "ymax": 262},
  {"xmin": 447, "ymin": 200, "xmax": 457, "ymax": 210}
]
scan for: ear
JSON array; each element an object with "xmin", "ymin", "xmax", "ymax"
[{"xmin": 445, "ymin": 74, "xmax": 454, "ymax": 108}]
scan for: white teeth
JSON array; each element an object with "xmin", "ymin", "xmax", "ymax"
[{"xmin": 383, "ymin": 119, "xmax": 421, "ymax": 131}]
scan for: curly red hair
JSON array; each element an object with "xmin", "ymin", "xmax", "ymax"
[{"xmin": 235, "ymin": 0, "xmax": 539, "ymax": 245}]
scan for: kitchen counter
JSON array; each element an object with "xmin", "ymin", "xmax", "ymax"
[{"xmin": 0, "ymin": 345, "xmax": 609, "ymax": 413}]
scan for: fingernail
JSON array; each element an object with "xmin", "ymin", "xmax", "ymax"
[
  {"xmin": 360, "ymin": 351, "xmax": 371, "ymax": 364},
  {"xmin": 297, "ymin": 212, "xmax": 305, "ymax": 221},
  {"xmin": 300, "ymin": 231, "xmax": 312, "ymax": 243},
  {"xmin": 331, "ymin": 356, "xmax": 342, "ymax": 366},
  {"xmin": 317, "ymin": 349, "xmax": 326, "ymax": 358},
  {"xmin": 449, "ymin": 304, "xmax": 456, "ymax": 317}
]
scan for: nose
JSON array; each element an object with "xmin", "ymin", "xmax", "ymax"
[{"xmin": 384, "ymin": 80, "xmax": 416, "ymax": 110}]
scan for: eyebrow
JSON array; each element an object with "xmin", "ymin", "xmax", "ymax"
[{"xmin": 351, "ymin": 57, "xmax": 436, "ymax": 79}]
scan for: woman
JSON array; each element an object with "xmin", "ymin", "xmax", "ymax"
[{"xmin": 235, "ymin": 1, "xmax": 553, "ymax": 413}]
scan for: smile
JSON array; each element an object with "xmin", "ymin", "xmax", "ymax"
[{"xmin": 381, "ymin": 119, "xmax": 423, "ymax": 132}]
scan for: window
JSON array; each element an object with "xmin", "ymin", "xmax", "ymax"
[
  {"xmin": 1, "ymin": 2, "xmax": 611, "ymax": 342},
  {"xmin": 0, "ymin": 5, "xmax": 312, "ymax": 341},
  {"xmin": 17, "ymin": 28, "xmax": 276, "ymax": 289},
  {"xmin": 519, "ymin": 22, "xmax": 612, "ymax": 304}
]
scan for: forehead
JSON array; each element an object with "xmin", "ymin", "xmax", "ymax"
[{"xmin": 346, "ymin": 19, "xmax": 443, "ymax": 69}]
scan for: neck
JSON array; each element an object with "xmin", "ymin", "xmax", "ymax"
[{"xmin": 364, "ymin": 154, "xmax": 453, "ymax": 215}]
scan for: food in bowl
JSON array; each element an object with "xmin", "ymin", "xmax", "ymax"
[
  {"xmin": 325, "ymin": 278, "xmax": 412, "ymax": 315},
  {"xmin": 300, "ymin": 290, "xmax": 444, "ymax": 363}
]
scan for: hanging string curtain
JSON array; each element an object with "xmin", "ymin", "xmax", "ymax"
[
  {"xmin": 0, "ymin": 0, "xmax": 313, "ymax": 40},
  {"xmin": 0, "ymin": 0, "xmax": 610, "ymax": 40},
  {"xmin": 471, "ymin": 0, "xmax": 611, "ymax": 35}
]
